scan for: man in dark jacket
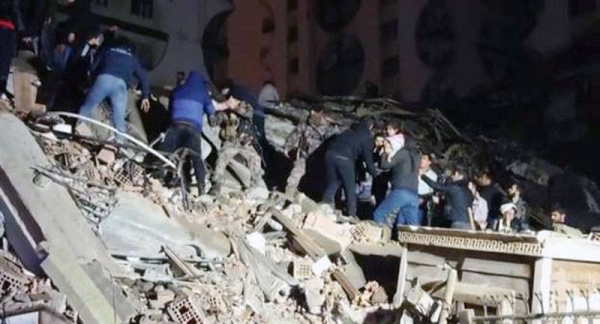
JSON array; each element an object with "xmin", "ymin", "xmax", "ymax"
[
  {"xmin": 0, "ymin": 0, "xmax": 23, "ymax": 101},
  {"xmin": 322, "ymin": 117, "xmax": 378, "ymax": 217},
  {"xmin": 422, "ymin": 165, "xmax": 473, "ymax": 229},
  {"xmin": 373, "ymin": 135, "xmax": 420, "ymax": 226},
  {"xmin": 63, "ymin": 0, "xmax": 98, "ymax": 46},
  {"xmin": 161, "ymin": 71, "xmax": 237, "ymax": 194},
  {"xmin": 78, "ymin": 37, "xmax": 149, "ymax": 141},
  {"xmin": 475, "ymin": 170, "xmax": 506, "ymax": 229}
]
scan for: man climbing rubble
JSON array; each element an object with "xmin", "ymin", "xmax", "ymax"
[
  {"xmin": 322, "ymin": 116, "xmax": 379, "ymax": 218},
  {"xmin": 283, "ymin": 104, "xmax": 338, "ymax": 196},
  {"xmin": 161, "ymin": 70, "xmax": 238, "ymax": 195},
  {"xmin": 77, "ymin": 36, "xmax": 149, "ymax": 142}
]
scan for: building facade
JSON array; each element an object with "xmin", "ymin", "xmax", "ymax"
[
  {"xmin": 225, "ymin": 0, "xmax": 600, "ymax": 104},
  {"xmin": 72, "ymin": 0, "xmax": 232, "ymax": 87}
]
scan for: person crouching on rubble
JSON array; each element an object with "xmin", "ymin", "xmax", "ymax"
[
  {"xmin": 372, "ymin": 134, "xmax": 420, "ymax": 227},
  {"xmin": 161, "ymin": 71, "xmax": 239, "ymax": 195},
  {"xmin": 322, "ymin": 116, "xmax": 379, "ymax": 218},
  {"xmin": 283, "ymin": 104, "xmax": 338, "ymax": 196},
  {"xmin": 77, "ymin": 36, "xmax": 149, "ymax": 142},
  {"xmin": 421, "ymin": 165, "xmax": 473, "ymax": 229}
]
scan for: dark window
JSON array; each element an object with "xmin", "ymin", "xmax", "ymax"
[
  {"xmin": 380, "ymin": 0, "xmax": 397, "ymax": 8},
  {"xmin": 382, "ymin": 55, "xmax": 400, "ymax": 78},
  {"xmin": 288, "ymin": 0, "xmax": 298, "ymax": 12},
  {"xmin": 570, "ymin": 0, "xmax": 597, "ymax": 17},
  {"xmin": 262, "ymin": 17, "xmax": 275, "ymax": 34},
  {"xmin": 287, "ymin": 25, "xmax": 299, "ymax": 43},
  {"xmin": 259, "ymin": 47, "xmax": 269, "ymax": 61},
  {"xmin": 380, "ymin": 19, "xmax": 398, "ymax": 41},
  {"xmin": 94, "ymin": 0, "xmax": 108, "ymax": 7},
  {"xmin": 131, "ymin": 0, "xmax": 153, "ymax": 19},
  {"xmin": 289, "ymin": 58, "xmax": 299, "ymax": 75}
]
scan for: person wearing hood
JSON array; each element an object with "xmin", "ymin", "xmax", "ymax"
[
  {"xmin": 78, "ymin": 36, "xmax": 149, "ymax": 140},
  {"xmin": 0, "ymin": 0, "xmax": 23, "ymax": 102},
  {"xmin": 421, "ymin": 165, "xmax": 473, "ymax": 229},
  {"xmin": 322, "ymin": 117, "xmax": 378, "ymax": 217},
  {"xmin": 373, "ymin": 135, "xmax": 421, "ymax": 227},
  {"xmin": 161, "ymin": 71, "xmax": 238, "ymax": 194}
]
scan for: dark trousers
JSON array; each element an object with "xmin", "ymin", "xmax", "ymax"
[
  {"xmin": 252, "ymin": 113, "xmax": 266, "ymax": 141},
  {"xmin": 372, "ymin": 172, "xmax": 389, "ymax": 207},
  {"xmin": 0, "ymin": 27, "xmax": 16, "ymax": 94},
  {"xmin": 322, "ymin": 151, "xmax": 357, "ymax": 216},
  {"xmin": 161, "ymin": 124, "xmax": 206, "ymax": 192}
]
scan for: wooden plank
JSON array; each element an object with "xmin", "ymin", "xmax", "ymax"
[{"xmin": 461, "ymin": 258, "xmax": 532, "ymax": 279}]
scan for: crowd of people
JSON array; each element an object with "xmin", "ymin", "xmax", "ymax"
[
  {"xmin": 311, "ymin": 115, "xmax": 583, "ymax": 235},
  {"xmin": 0, "ymin": 0, "xmax": 585, "ymax": 236}
]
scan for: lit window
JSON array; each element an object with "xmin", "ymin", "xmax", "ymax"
[{"xmin": 131, "ymin": 0, "xmax": 153, "ymax": 19}]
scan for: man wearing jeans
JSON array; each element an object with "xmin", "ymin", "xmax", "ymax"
[
  {"xmin": 373, "ymin": 135, "xmax": 420, "ymax": 227},
  {"xmin": 161, "ymin": 71, "xmax": 237, "ymax": 194},
  {"xmin": 78, "ymin": 37, "xmax": 150, "ymax": 141}
]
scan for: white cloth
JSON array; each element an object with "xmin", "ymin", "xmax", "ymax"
[
  {"xmin": 258, "ymin": 84, "xmax": 280, "ymax": 108},
  {"xmin": 418, "ymin": 169, "xmax": 438, "ymax": 196},
  {"xmin": 472, "ymin": 196, "xmax": 488, "ymax": 223},
  {"xmin": 386, "ymin": 134, "xmax": 405, "ymax": 158}
]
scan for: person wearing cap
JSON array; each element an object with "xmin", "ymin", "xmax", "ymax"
[
  {"xmin": 496, "ymin": 202, "xmax": 529, "ymax": 233},
  {"xmin": 372, "ymin": 135, "xmax": 420, "ymax": 227}
]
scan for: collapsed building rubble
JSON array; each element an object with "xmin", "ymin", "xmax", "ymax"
[{"xmin": 1, "ymin": 68, "xmax": 600, "ymax": 323}]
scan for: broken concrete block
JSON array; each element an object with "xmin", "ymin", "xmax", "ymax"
[
  {"xmin": 167, "ymin": 296, "xmax": 207, "ymax": 324},
  {"xmin": 149, "ymin": 289, "xmax": 176, "ymax": 310},
  {"xmin": 303, "ymin": 212, "xmax": 354, "ymax": 248},
  {"xmin": 97, "ymin": 145, "xmax": 117, "ymax": 165},
  {"xmin": 246, "ymin": 187, "xmax": 270, "ymax": 201},
  {"xmin": 351, "ymin": 221, "xmax": 387, "ymax": 243},
  {"xmin": 292, "ymin": 259, "xmax": 313, "ymax": 280},
  {"xmin": 303, "ymin": 278, "xmax": 325, "ymax": 315}
]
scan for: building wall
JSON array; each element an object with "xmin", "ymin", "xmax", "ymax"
[
  {"xmin": 226, "ymin": 0, "xmax": 600, "ymax": 102},
  {"xmin": 79, "ymin": 0, "xmax": 232, "ymax": 86}
]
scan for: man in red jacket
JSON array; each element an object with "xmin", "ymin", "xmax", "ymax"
[{"xmin": 0, "ymin": 0, "xmax": 23, "ymax": 103}]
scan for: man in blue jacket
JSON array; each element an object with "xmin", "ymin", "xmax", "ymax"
[
  {"xmin": 162, "ymin": 71, "xmax": 237, "ymax": 194},
  {"xmin": 78, "ymin": 36, "xmax": 150, "ymax": 141}
]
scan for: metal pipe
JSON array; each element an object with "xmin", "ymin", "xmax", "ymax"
[{"xmin": 44, "ymin": 112, "xmax": 176, "ymax": 168}]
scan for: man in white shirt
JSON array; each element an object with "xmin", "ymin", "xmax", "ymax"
[{"xmin": 418, "ymin": 153, "xmax": 438, "ymax": 225}]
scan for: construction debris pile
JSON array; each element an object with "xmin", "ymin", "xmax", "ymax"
[{"xmin": 0, "ymin": 90, "xmax": 599, "ymax": 323}]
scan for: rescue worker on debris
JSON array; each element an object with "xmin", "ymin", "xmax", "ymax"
[
  {"xmin": 78, "ymin": 36, "xmax": 149, "ymax": 142},
  {"xmin": 549, "ymin": 204, "xmax": 584, "ymax": 236},
  {"xmin": 372, "ymin": 135, "xmax": 420, "ymax": 227},
  {"xmin": 421, "ymin": 165, "xmax": 473, "ymax": 229},
  {"xmin": 468, "ymin": 180, "xmax": 488, "ymax": 230},
  {"xmin": 506, "ymin": 180, "xmax": 529, "ymax": 229},
  {"xmin": 0, "ymin": 0, "xmax": 23, "ymax": 103},
  {"xmin": 495, "ymin": 203, "xmax": 524, "ymax": 233},
  {"xmin": 161, "ymin": 71, "xmax": 239, "ymax": 195},
  {"xmin": 283, "ymin": 104, "xmax": 338, "ymax": 196},
  {"xmin": 418, "ymin": 152, "xmax": 438, "ymax": 225},
  {"xmin": 223, "ymin": 79, "xmax": 266, "ymax": 143},
  {"xmin": 475, "ymin": 170, "xmax": 506, "ymax": 230},
  {"xmin": 322, "ymin": 116, "xmax": 379, "ymax": 218}
]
